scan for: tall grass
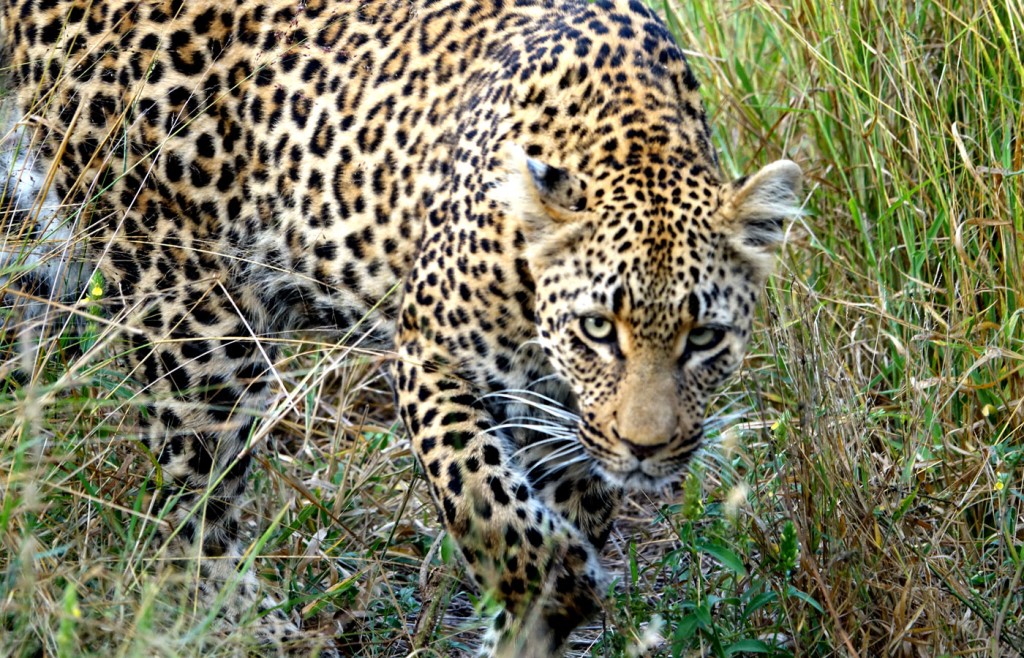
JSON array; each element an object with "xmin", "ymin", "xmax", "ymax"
[
  {"xmin": 1, "ymin": 0, "xmax": 1021, "ymax": 656},
  {"xmin": 614, "ymin": 0, "xmax": 1023, "ymax": 655}
]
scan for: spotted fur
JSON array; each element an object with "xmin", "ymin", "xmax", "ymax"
[{"xmin": 0, "ymin": 0, "xmax": 801, "ymax": 654}]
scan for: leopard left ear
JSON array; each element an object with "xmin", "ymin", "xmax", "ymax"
[{"xmin": 720, "ymin": 159, "xmax": 803, "ymax": 276}]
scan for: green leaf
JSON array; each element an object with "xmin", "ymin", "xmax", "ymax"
[
  {"xmin": 675, "ymin": 612, "xmax": 702, "ymax": 638},
  {"xmin": 891, "ymin": 487, "xmax": 918, "ymax": 521},
  {"xmin": 56, "ymin": 581, "xmax": 79, "ymax": 658},
  {"xmin": 786, "ymin": 585, "xmax": 824, "ymax": 613},
  {"xmin": 629, "ymin": 541, "xmax": 639, "ymax": 585},
  {"xmin": 742, "ymin": 590, "xmax": 778, "ymax": 620},
  {"xmin": 439, "ymin": 532, "xmax": 456, "ymax": 563},
  {"xmin": 672, "ymin": 613, "xmax": 702, "ymax": 657},
  {"xmin": 725, "ymin": 639, "xmax": 774, "ymax": 655},
  {"xmin": 698, "ymin": 541, "xmax": 748, "ymax": 577},
  {"xmin": 694, "ymin": 601, "xmax": 713, "ymax": 627}
]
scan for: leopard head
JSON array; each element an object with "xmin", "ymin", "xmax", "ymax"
[{"xmin": 498, "ymin": 143, "xmax": 803, "ymax": 489}]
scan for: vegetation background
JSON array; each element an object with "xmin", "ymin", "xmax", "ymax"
[{"xmin": 1, "ymin": 0, "xmax": 1021, "ymax": 656}]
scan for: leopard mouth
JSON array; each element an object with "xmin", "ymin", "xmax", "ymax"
[
  {"xmin": 591, "ymin": 462, "xmax": 673, "ymax": 491},
  {"xmin": 590, "ymin": 431, "xmax": 703, "ymax": 491},
  {"xmin": 592, "ymin": 459, "xmax": 677, "ymax": 491}
]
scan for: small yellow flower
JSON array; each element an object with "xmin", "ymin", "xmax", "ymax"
[
  {"xmin": 982, "ymin": 404, "xmax": 995, "ymax": 418},
  {"xmin": 994, "ymin": 481, "xmax": 1004, "ymax": 492},
  {"xmin": 88, "ymin": 271, "xmax": 105, "ymax": 299}
]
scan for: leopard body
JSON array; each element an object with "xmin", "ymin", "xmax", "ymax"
[{"xmin": 0, "ymin": 0, "xmax": 801, "ymax": 653}]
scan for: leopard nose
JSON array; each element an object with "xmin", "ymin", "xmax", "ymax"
[{"xmin": 621, "ymin": 439, "xmax": 668, "ymax": 460}]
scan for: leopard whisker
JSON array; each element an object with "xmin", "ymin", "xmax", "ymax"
[
  {"xmin": 550, "ymin": 454, "xmax": 591, "ymax": 470},
  {"xmin": 707, "ymin": 403, "xmax": 747, "ymax": 418},
  {"xmin": 485, "ymin": 423, "xmax": 575, "ymax": 443},
  {"xmin": 487, "ymin": 386, "xmax": 574, "ymax": 408},
  {"xmin": 703, "ymin": 409, "xmax": 749, "ymax": 436},
  {"xmin": 481, "ymin": 390, "xmax": 580, "ymax": 423},
  {"xmin": 490, "ymin": 421, "xmax": 572, "ymax": 433},
  {"xmin": 526, "ymin": 454, "xmax": 593, "ymax": 481},
  {"xmin": 509, "ymin": 435, "xmax": 578, "ymax": 459},
  {"xmin": 523, "ymin": 444, "xmax": 586, "ymax": 476},
  {"xmin": 495, "ymin": 414, "xmax": 574, "ymax": 430}
]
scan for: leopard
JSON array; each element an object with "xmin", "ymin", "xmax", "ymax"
[{"xmin": 0, "ymin": 0, "xmax": 802, "ymax": 654}]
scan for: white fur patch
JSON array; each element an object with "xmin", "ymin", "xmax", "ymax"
[{"xmin": 0, "ymin": 101, "xmax": 86, "ymax": 309}]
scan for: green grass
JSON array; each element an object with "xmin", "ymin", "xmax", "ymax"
[{"xmin": 2, "ymin": 0, "xmax": 1023, "ymax": 656}]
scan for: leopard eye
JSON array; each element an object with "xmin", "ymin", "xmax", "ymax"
[
  {"xmin": 686, "ymin": 326, "xmax": 725, "ymax": 352},
  {"xmin": 580, "ymin": 316, "xmax": 615, "ymax": 343}
]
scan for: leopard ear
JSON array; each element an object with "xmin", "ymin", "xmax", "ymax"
[
  {"xmin": 523, "ymin": 156, "xmax": 588, "ymax": 213},
  {"xmin": 493, "ymin": 144, "xmax": 588, "ymax": 226},
  {"xmin": 493, "ymin": 144, "xmax": 590, "ymax": 263},
  {"xmin": 720, "ymin": 159, "xmax": 803, "ymax": 276}
]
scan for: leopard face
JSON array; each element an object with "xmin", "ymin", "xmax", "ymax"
[{"xmin": 502, "ymin": 149, "xmax": 801, "ymax": 491}]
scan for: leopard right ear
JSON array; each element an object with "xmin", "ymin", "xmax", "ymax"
[
  {"xmin": 523, "ymin": 155, "xmax": 589, "ymax": 213},
  {"xmin": 492, "ymin": 144, "xmax": 589, "ymax": 224},
  {"xmin": 492, "ymin": 144, "xmax": 591, "ymax": 264}
]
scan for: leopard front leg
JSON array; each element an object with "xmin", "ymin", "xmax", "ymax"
[
  {"xmin": 119, "ymin": 282, "xmax": 337, "ymax": 654},
  {"xmin": 394, "ymin": 357, "xmax": 605, "ymax": 656}
]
